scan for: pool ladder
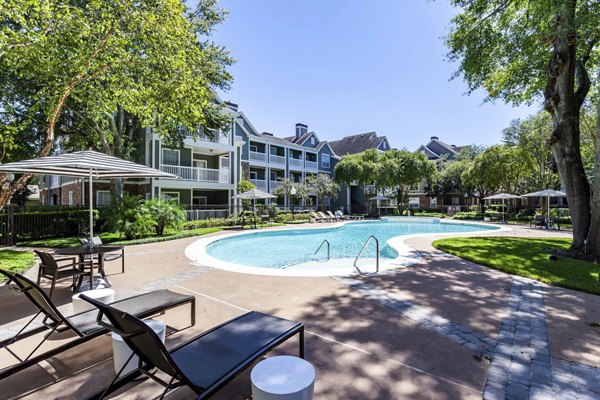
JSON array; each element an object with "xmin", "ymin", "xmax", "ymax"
[
  {"xmin": 354, "ymin": 235, "xmax": 379, "ymax": 274},
  {"xmin": 314, "ymin": 239, "xmax": 330, "ymax": 262}
]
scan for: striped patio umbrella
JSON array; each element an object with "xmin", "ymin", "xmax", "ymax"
[{"xmin": 0, "ymin": 150, "xmax": 177, "ymax": 240}]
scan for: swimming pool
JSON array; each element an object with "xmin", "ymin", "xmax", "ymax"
[{"xmin": 186, "ymin": 219, "xmax": 503, "ymax": 276}]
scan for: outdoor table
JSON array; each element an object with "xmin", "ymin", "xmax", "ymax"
[
  {"xmin": 55, "ymin": 245, "xmax": 124, "ymax": 288},
  {"xmin": 251, "ymin": 355, "xmax": 315, "ymax": 400}
]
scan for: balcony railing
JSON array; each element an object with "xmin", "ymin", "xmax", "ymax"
[
  {"xmin": 269, "ymin": 154, "xmax": 286, "ymax": 165},
  {"xmin": 181, "ymin": 127, "xmax": 230, "ymax": 145},
  {"xmin": 270, "ymin": 180, "xmax": 282, "ymax": 190},
  {"xmin": 161, "ymin": 164, "xmax": 229, "ymax": 183},
  {"xmin": 289, "ymin": 157, "xmax": 303, "ymax": 168},
  {"xmin": 305, "ymin": 160, "xmax": 318, "ymax": 170},
  {"xmin": 250, "ymin": 179, "xmax": 267, "ymax": 191},
  {"xmin": 250, "ymin": 151, "xmax": 267, "ymax": 162}
]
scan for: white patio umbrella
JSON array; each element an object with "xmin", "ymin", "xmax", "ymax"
[
  {"xmin": 233, "ymin": 188, "xmax": 277, "ymax": 228},
  {"xmin": 0, "ymin": 150, "xmax": 177, "ymax": 241},
  {"xmin": 482, "ymin": 193, "xmax": 521, "ymax": 223},
  {"xmin": 521, "ymin": 189, "xmax": 566, "ymax": 217}
]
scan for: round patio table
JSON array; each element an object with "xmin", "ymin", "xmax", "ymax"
[{"xmin": 55, "ymin": 245, "xmax": 124, "ymax": 288}]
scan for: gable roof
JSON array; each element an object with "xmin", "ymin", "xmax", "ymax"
[
  {"xmin": 417, "ymin": 137, "xmax": 459, "ymax": 160},
  {"xmin": 328, "ymin": 132, "xmax": 388, "ymax": 156}
]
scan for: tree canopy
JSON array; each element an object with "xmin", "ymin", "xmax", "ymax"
[
  {"xmin": 0, "ymin": 0, "xmax": 233, "ymax": 207},
  {"xmin": 446, "ymin": 0, "xmax": 600, "ymax": 253}
]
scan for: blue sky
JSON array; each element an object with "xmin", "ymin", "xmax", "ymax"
[{"xmin": 211, "ymin": 0, "xmax": 540, "ymax": 151}]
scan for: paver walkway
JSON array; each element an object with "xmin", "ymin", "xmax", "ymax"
[{"xmin": 338, "ymin": 272, "xmax": 600, "ymax": 400}]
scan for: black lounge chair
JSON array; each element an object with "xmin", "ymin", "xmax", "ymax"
[
  {"xmin": 81, "ymin": 294, "xmax": 305, "ymax": 400},
  {"xmin": 0, "ymin": 269, "xmax": 195, "ymax": 380}
]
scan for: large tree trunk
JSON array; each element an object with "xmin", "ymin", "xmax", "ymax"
[
  {"xmin": 544, "ymin": 2, "xmax": 591, "ymax": 250},
  {"xmin": 588, "ymin": 84, "xmax": 600, "ymax": 255}
]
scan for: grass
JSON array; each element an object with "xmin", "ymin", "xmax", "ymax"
[
  {"xmin": 16, "ymin": 227, "xmax": 222, "ymax": 248},
  {"xmin": 432, "ymin": 237, "xmax": 600, "ymax": 295},
  {"xmin": 0, "ymin": 250, "xmax": 36, "ymax": 282}
]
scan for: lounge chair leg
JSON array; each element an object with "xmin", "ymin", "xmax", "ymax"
[
  {"xmin": 299, "ymin": 327, "xmax": 305, "ymax": 359},
  {"xmin": 97, "ymin": 351, "xmax": 137, "ymax": 400},
  {"xmin": 24, "ymin": 323, "xmax": 60, "ymax": 361},
  {"xmin": 191, "ymin": 299, "xmax": 196, "ymax": 327},
  {"xmin": 159, "ymin": 375, "xmax": 177, "ymax": 400}
]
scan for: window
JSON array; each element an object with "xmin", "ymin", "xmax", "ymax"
[
  {"xmin": 193, "ymin": 196, "xmax": 207, "ymax": 206},
  {"xmin": 249, "ymin": 171, "xmax": 258, "ymax": 180},
  {"xmin": 270, "ymin": 171, "xmax": 277, "ymax": 181},
  {"xmin": 194, "ymin": 159, "xmax": 207, "ymax": 169},
  {"xmin": 96, "ymin": 190, "xmax": 111, "ymax": 206},
  {"xmin": 409, "ymin": 197, "xmax": 420, "ymax": 208},
  {"xmin": 321, "ymin": 154, "xmax": 330, "ymax": 168},
  {"xmin": 310, "ymin": 137, "xmax": 316, "ymax": 145},
  {"xmin": 162, "ymin": 148, "xmax": 179, "ymax": 166},
  {"xmin": 68, "ymin": 191, "xmax": 74, "ymax": 206},
  {"xmin": 250, "ymin": 144, "xmax": 257, "ymax": 153},
  {"xmin": 430, "ymin": 197, "xmax": 437, "ymax": 208},
  {"xmin": 161, "ymin": 192, "xmax": 180, "ymax": 204},
  {"xmin": 452, "ymin": 196, "xmax": 460, "ymax": 205}
]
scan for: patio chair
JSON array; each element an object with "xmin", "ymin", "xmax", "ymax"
[
  {"xmin": 0, "ymin": 269, "xmax": 195, "ymax": 380},
  {"xmin": 311, "ymin": 211, "xmax": 325, "ymax": 222},
  {"xmin": 318, "ymin": 211, "xmax": 334, "ymax": 222},
  {"xmin": 34, "ymin": 250, "xmax": 93, "ymax": 299},
  {"xmin": 80, "ymin": 236, "xmax": 125, "ymax": 274},
  {"xmin": 335, "ymin": 210, "xmax": 364, "ymax": 221},
  {"xmin": 530, "ymin": 215, "xmax": 546, "ymax": 228},
  {"xmin": 81, "ymin": 294, "xmax": 304, "ymax": 400},
  {"xmin": 326, "ymin": 210, "xmax": 341, "ymax": 221}
]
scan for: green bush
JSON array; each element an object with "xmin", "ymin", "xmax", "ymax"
[
  {"xmin": 453, "ymin": 211, "xmax": 485, "ymax": 220},
  {"xmin": 108, "ymin": 195, "xmax": 153, "ymax": 240},
  {"xmin": 402, "ymin": 209, "xmax": 446, "ymax": 218},
  {"xmin": 181, "ymin": 217, "xmax": 242, "ymax": 230},
  {"xmin": 142, "ymin": 198, "xmax": 186, "ymax": 236}
]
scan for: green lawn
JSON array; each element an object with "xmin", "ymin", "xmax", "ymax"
[
  {"xmin": 0, "ymin": 250, "xmax": 36, "ymax": 282},
  {"xmin": 432, "ymin": 237, "xmax": 600, "ymax": 295}
]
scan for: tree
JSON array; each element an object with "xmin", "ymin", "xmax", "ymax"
[
  {"xmin": 446, "ymin": 1, "xmax": 600, "ymax": 252},
  {"xmin": 142, "ymin": 198, "xmax": 186, "ymax": 236},
  {"xmin": 377, "ymin": 150, "xmax": 437, "ymax": 214},
  {"xmin": 333, "ymin": 149, "xmax": 380, "ymax": 212},
  {"xmin": 272, "ymin": 178, "xmax": 311, "ymax": 218},
  {"xmin": 236, "ymin": 178, "xmax": 256, "ymax": 212},
  {"xmin": 0, "ymin": 0, "xmax": 232, "ymax": 207},
  {"xmin": 305, "ymin": 174, "xmax": 340, "ymax": 211}
]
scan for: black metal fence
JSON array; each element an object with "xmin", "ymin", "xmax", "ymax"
[{"xmin": 0, "ymin": 206, "xmax": 89, "ymax": 246}]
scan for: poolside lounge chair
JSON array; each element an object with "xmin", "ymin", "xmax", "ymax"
[
  {"xmin": 81, "ymin": 294, "xmax": 304, "ymax": 400},
  {"xmin": 326, "ymin": 210, "xmax": 341, "ymax": 221},
  {"xmin": 318, "ymin": 211, "xmax": 334, "ymax": 222},
  {"xmin": 530, "ymin": 215, "xmax": 546, "ymax": 228},
  {"xmin": 335, "ymin": 210, "xmax": 364, "ymax": 221},
  {"xmin": 0, "ymin": 269, "xmax": 195, "ymax": 380},
  {"xmin": 311, "ymin": 211, "xmax": 325, "ymax": 222}
]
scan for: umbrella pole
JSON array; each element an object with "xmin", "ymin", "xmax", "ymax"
[{"xmin": 89, "ymin": 170, "xmax": 93, "ymax": 242}]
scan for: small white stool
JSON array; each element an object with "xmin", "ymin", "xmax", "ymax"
[
  {"xmin": 111, "ymin": 319, "xmax": 166, "ymax": 375},
  {"xmin": 251, "ymin": 356, "xmax": 315, "ymax": 400},
  {"xmin": 72, "ymin": 288, "xmax": 115, "ymax": 325}
]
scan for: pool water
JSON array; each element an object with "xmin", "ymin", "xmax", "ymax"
[{"xmin": 206, "ymin": 220, "xmax": 498, "ymax": 269}]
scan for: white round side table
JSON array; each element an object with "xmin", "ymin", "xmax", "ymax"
[
  {"xmin": 111, "ymin": 319, "xmax": 166, "ymax": 375},
  {"xmin": 72, "ymin": 288, "xmax": 115, "ymax": 325},
  {"xmin": 251, "ymin": 355, "xmax": 315, "ymax": 400}
]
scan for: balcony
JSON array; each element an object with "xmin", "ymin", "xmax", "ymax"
[
  {"xmin": 161, "ymin": 164, "xmax": 229, "ymax": 183},
  {"xmin": 250, "ymin": 179, "xmax": 267, "ymax": 191},
  {"xmin": 289, "ymin": 157, "xmax": 303, "ymax": 169},
  {"xmin": 270, "ymin": 180, "xmax": 282, "ymax": 191},
  {"xmin": 182, "ymin": 128, "xmax": 229, "ymax": 145},
  {"xmin": 305, "ymin": 160, "xmax": 318, "ymax": 170},
  {"xmin": 250, "ymin": 151, "xmax": 267, "ymax": 162},
  {"xmin": 269, "ymin": 154, "xmax": 286, "ymax": 165}
]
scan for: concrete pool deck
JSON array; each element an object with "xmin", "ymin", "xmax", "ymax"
[{"xmin": 1, "ymin": 223, "xmax": 599, "ymax": 399}]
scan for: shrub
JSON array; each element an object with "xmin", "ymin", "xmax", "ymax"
[
  {"xmin": 108, "ymin": 195, "xmax": 153, "ymax": 240},
  {"xmin": 453, "ymin": 211, "xmax": 485, "ymax": 220},
  {"xmin": 142, "ymin": 198, "xmax": 186, "ymax": 236}
]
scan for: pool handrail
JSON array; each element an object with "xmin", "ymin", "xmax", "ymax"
[
  {"xmin": 314, "ymin": 239, "xmax": 330, "ymax": 262},
  {"xmin": 354, "ymin": 235, "xmax": 379, "ymax": 274}
]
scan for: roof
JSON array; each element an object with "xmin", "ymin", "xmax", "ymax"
[
  {"xmin": 328, "ymin": 132, "xmax": 388, "ymax": 155},
  {"xmin": 417, "ymin": 138, "xmax": 459, "ymax": 160}
]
